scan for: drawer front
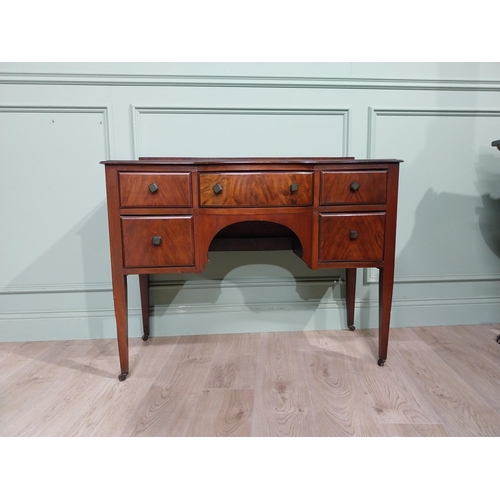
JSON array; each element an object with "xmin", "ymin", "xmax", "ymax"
[
  {"xmin": 320, "ymin": 171, "xmax": 387, "ymax": 205},
  {"xmin": 122, "ymin": 216, "xmax": 194, "ymax": 268},
  {"xmin": 119, "ymin": 172, "xmax": 192, "ymax": 207},
  {"xmin": 319, "ymin": 213, "xmax": 385, "ymax": 262},
  {"xmin": 199, "ymin": 172, "xmax": 313, "ymax": 207}
]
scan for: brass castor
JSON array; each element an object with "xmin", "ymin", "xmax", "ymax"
[
  {"xmin": 118, "ymin": 372, "xmax": 129, "ymax": 382},
  {"xmin": 377, "ymin": 358, "xmax": 386, "ymax": 367},
  {"xmin": 348, "ymin": 325, "xmax": 356, "ymax": 331},
  {"xmin": 142, "ymin": 333, "xmax": 150, "ymax": 341}
]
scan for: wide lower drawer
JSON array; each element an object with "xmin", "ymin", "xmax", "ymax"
[
  {"xmin": 119, "ymin": 172, "xmax": 192, "ymax": 207},
  {"xmin": 199, "ymin": 171, "xmax": 313, "ymax": 206},
  {"xmin": 320, "ymin": 170, "xmax": 387, "ymax": 205},
  {"xmin": 121, "ymin": 216, "xmax": 194, "ymax": 268},
  {"xmin": 318, "ymin": 212, "xmax": 385, "ymax": 262}
]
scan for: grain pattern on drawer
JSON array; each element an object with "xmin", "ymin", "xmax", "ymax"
[
  {"xmin": 320, "ymin": 171, "xmax": 387, "ymax": 205},
  {"xmin": 119, "ymin": 172, "xmax": 192, "ymax": 207},
  {"xmin": 319, "ymin": 213, "xmax": 385, "ymax": 262},
  {"xmin": 199, "ymin": 172, "xmax": 313, "ymax": 206},
  {"xmin": 121, "ymin": 216, "xmax": 194, "ymax": 268}
]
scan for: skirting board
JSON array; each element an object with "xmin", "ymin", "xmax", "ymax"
[{"xmin": 1, "ymin": 297, "xmax": 499, "ymax": 342}]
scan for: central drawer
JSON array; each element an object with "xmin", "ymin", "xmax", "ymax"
[
  {"xmin": 199, "ymin": 172, "xmax": 313, "ymax": 207},
  {"xmin": 121, "ymin": 216, "xmax": 194, "ymax": 268}
]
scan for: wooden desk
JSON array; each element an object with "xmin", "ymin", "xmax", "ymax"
[{"xmin": 102, "ymin": 157, "xmax": 401, "ymax": 381}]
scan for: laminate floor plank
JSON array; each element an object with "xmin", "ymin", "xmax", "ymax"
[
  {"xmin": 350, "ymin": 327, "xmax": 423, "ymax": 342},
  {"xmin": 204, "ymin": 332, "xmax": 259, "ymax": 389},
  {"xmin": 1, "ymin": 338, "xmax": 160, "ymax": 437},
  {"xmin": 184, "ymin": 388, "xmax": 255, "ymax": 436},
  {"xmin": 420, "ymin": 324, "xmax": 500, "ymax": 368},
  {"xmin": 251, "ymin": 331, "xmax": 319, "ymax": 437},
  {"xmin": 381, "ymin": 423, "xmax": 451, "ymax": 437},
  {"xmin": 391, "ymin": 340, "xmax": 500, "ymax": 436},
  {"xmin": 331, "ymin": 330, "xmax": 379, "ymax": 363},
  {"xmin": 303, "ymin": 329, "xmax": 347, "ymax": 354},
  {"xmin": 0, "ymin": 340, "xmax": 98, "ymax": 432},
  {"xmin": 469, "ymin": 323, "xmax": 500, "ymax": 353},
  {"xmin": 0, "ymin": 341, "xmax": 105, "ymax": 436},
  {"xmin": 348, "ymin": 340, "xmax": 445, "ymax": 426},
  {"xmin": 0, "ymin": 341, "xmax": 58, "ymax": 382},
  {"xmin": 121, "ymin": 334, "xmax": 219, "ymax": 437},
  {"xmin": 414, "ymin": 326, "xmax": 500, "ymax": 414},
  {"xmin": 303, "ymin": 349, "xmax": 384, "ymax": 436},
  {"xmin": 65, "ymin": 337, "xmax": 180, "ymax": 437}
]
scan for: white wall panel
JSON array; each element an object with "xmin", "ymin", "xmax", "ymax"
[
  {"xmin": 0, "ymin": 107, "xmax": 111, "ymax": 289},
  {"xmin": 369, "ymin": 108, "xmax": 500, "ymax": 282},
  {"xmin": 133, "ymin": 107, "xmax": 349, "ymax": 158}
]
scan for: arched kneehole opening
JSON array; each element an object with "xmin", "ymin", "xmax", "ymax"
[{"xmin": 209, "ymin": 221, "xmax": 304, "ymax": 258}]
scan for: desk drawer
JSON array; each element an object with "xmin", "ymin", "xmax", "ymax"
[
  {"xmin": 318, "ymin": 213, "xmax": 385, "ymax": 262},
  {"xmin": 200, "ymin": 172, "xmax": 313, "ymax": 207},
  {"xmin": 119, "ymin": 172, "xmax": 192, "ymax": 207},
  {"xmin": 320, "ymin": 171, "xmax": 387, "ymax": 205},
  {"xmin": 121, "ymin": 216, "xmax": 194, "ymax": 268}
]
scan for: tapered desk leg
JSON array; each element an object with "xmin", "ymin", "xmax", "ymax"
[
  {"xmin": 139, "ymin": 274, "xmax": 150, "ymax": 341},
  {"xmin": 112, "ymin": 274, "xmax": 129, "ymax": 381},
  {"xmin": 346, "ymin": 268, "xmax": 356, "ymax": 331},
  {"xmin": 377, "ymin": 266, "xmax": 395, "ymax": 366}
]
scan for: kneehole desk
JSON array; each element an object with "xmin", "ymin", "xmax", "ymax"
[{"xmin": 102, "ymin": 157, "xmax": 401, "ymax": 381}]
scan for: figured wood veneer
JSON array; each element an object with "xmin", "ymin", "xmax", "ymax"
[
  {"xmin": 119, "ymin": 172, "xmax": 192, "ymax": 207},
  {"xmin": 199, "ymin": 171, "xmax": 313, "ymax": 207},
  {"xmin": 320, "ymin": 171, "xmax": 387, "ymax": 205},
  {"xmin": 122, "ymin": 216, "xmax": 195, "ymax": 268},
  {"xmin": 319, "ymin": 213, "xmax": 386, "ymax": 262}
]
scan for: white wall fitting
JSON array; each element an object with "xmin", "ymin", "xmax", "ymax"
[{"xmin": 1, "ymin": 62, "xmax": 499, "ymax": 341}]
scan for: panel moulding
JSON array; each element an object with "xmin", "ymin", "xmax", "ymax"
[
  {"xmin": 0, "ymin": 283, "xmax": 113, "ymax": 295},
  {"xmin": 131, "ymin": 105, "xmax": 350, "ymax": 159},
  {"xmin": 366, "ymin": 106, "xmax": 500, "ymax": 285},
  {"xmin": 363, "ymin": 268, "xmax": 500, "ymax": 284},
  {"xmin": 0, "ymin": 105, "xmax": 113, "ymax": 159},
  {"xmin": 2, "ymin": 295, "xmax": 497, "ymax": 331},
  {"xmin": 2, "ymin": 72, "xmax": 500, "ymax": 92},
  {"xmin": 0, "ymin": 105, "xmax": 113, "ymax": 296}
]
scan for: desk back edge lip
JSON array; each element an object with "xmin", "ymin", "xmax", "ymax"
[{"xmin": 101, "ymin": 157, "xmax": 403, "ymax": 165}]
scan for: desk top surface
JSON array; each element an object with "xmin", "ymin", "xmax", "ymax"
[{"xmin": 101, "ymin": 157, "xmax": 402, "ymax": 166}]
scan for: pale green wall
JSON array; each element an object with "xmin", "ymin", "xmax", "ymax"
[{"xmin": 1, "ymin": 62, "xmax": 499, "ymax": 341}]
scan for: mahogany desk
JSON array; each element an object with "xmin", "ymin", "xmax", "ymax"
[{"xmin": 102, "ymin": 157, "xmax": 401, "ymax": 381}]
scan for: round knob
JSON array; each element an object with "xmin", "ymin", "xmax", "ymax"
[
  {"xmin": 148, "ymin": 183, "xmax": 159, "ymax": 193},
  {"xmin": 349, "ymin": 230, "xmax": 358, "ymax": 240},
  {"xmin": 213, "ymin": 183, "xmax": 223, "ymax": 195},
  {"xmin": 290, "ymin": 183, "xmax": 298, "ymax": 193},
  {"xmin": 152, "ymin": 236, "xmax": 162, "ymax": 246}
]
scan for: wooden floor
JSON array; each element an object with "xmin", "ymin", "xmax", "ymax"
[{"xmin": 1, "ymin": 324, "xmax": 500, "ymax": 437}]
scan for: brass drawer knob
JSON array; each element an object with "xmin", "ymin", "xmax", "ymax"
[
  {"xmin": 350, "ymin": 181, "xmax": 360, "ymax": 192},
  {"xmin": 290, "ymin": 183, "xmax": 298, "ymax": 193},
  {"xmin": 349, "ymin": 230, "xmax": 358, "ymax": 240},
  {"xmin": 152, "ymin": 236, "xmax": 162, "ymax": 246},
  {"xmin": 148, "ymin": 183, "xmax": 159, "ymax": 193},
  {"xmin": 213, "ymin": 183, "xmax": 223, "ymax": 195}
]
